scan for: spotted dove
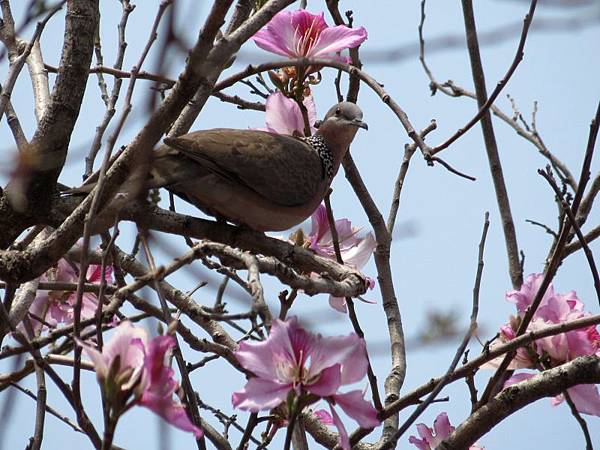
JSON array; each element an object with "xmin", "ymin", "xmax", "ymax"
[{"xmin": 78, "ymin": 102, "xmax": 367, "ymax": 231}]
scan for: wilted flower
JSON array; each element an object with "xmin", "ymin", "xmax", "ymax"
[
  {"xmin": 253, "ymin": 10, "xmax": 367, "ymax": 62},
  {"xmin": 79, "ymin": 321, "xmax": 202, "ymax": 437},
  {"xmin": 262, "ymin": 92, "xmax": 317, "ymax": 136},
  {"xmin": 307, "ymin": 204, "xmax": 376, "ymax": 312},
  {"xmin": 231, "ymin": 317, "xmax": 379, "ymax": 450},
  {"xmin": 20, "ymin": 259, "xmax": 112, "ymax": 336},
  {"xmin": 483, "ymin": 274, "xmax": 600, "ymax": 415},
  {"xmin": 409, "ymin": 412, "xmax": 484, "ymax": 450}
]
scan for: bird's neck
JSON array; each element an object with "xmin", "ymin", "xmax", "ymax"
[{"xmin": 315, "ymin": 123, "xmax": 358, "ymax": 168}]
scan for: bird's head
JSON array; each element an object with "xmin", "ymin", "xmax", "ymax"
[
  {"xmin": 315, "ymin": 102, "xmax": 368, "ymax": 131},
  {"xmin": 314, "ymin": 102, "xmax": 367, "ymax": 166}
]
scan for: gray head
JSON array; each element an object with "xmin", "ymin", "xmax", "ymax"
[{"xmin": 315, "ymin": 102, "xmax": 368, "ymax": 131}]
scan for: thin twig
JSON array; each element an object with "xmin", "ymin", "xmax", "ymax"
[{"xmin": 381, "ymin": 212, "xmax": 489, "ymax": 448}]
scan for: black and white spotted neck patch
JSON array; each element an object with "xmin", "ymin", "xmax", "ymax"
[{"xmin": 302, "ymin": 134, "xmax": 333, "ymax": 179}]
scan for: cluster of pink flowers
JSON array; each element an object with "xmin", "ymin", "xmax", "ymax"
[
  {"xmin": 231, "ymin": 317, "xmax": 380, "ymax": 450},
  {"xmin": 79, "ymin": 321, "xmax": 202, "ymax": 437},
  {"xmin": 485, "ymin": 273, "xmax": 600, "ymax": 415},
  {"xmin": 409, "ymin": 412, "xmax": 484, "ymax": 450},
  {"xmin": 19, "ymin": 258, "xmax": 112, "ymax": 336}
]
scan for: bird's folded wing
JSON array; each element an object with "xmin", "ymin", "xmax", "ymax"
[{"xmin": 162, "ymin": 129, "xmax": 325, "ymax": 207}]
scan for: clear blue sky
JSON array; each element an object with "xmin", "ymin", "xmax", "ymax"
[{"xmin": 1, "ymin": 0, "xmax": 599, "ymax": 448}]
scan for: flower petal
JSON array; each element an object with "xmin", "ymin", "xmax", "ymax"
[
  {"xmin": 333, "ymin": 390, "xmax": 379, "ymax": 428},
  {"xmin": 342, "ymin": 233, "xmax": 376, "ymax": 270},
  {"xmin": 307, "ymin": 333, "xmax": 367, "ymax": 385},
  {"xmin": 310, "ymin": 25, "xmax": 367, "ymax": 57},
  {"xmin": 307, "ymin": 364, "xmax": 341, "ymax": 397},
  {"xmin": 139, "ymin": 391, "xmax": 202, "ymax": 437},
  {"xmin": 231, "ymin": 378, "xmax": 291, "ymax": 411},
  {"xmin": 234, "ymin": 318, "xmax": 298, "ymax": 380},
  {"xmin": 554, "ymin": 384, "xmax": 600, "ymax": 416},
  {"xmin": 252, "ymin": 11, "xmax": 304, "ymax": 57},
  {"xmin": 328, "ymin": 296, "xmax": 348, "ymax": 313},
  {"xmin": 314, "ymin": 408, "xmax": 334, "ymax": 425},
  {"xmin": 265, "ymin": 92, "xmax": 305, "ymax": 135},
  {"xmin": 328, "ymin": 403, "xmax": 350, "ymax": 450}
]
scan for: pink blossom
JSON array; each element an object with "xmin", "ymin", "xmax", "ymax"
[
  {"xmin": 20, "ymin": 260, "xmax": 112, "ymax": 336},
  {"xmin": 484, "ymin": 274, "xmax": 600, "ymax": 416},
  {"xmin": 232, "ymin": 317, "xmax": 379, "ymax": 450},
  {"xmin": 137, "ymin": 335, "xmax": 203, "ymax": 437},
  {"xmin": 80, "ymin": 322, "xmax": 202, "ymax": 437},
  {"xmin": 409, "ymin": 412, "xmax": 484, "ymax": 450},
  {"xmin": 308, "ymin": 204, "xmax": 376, "ymax": 312},
  {"xmin": 314, "ymin": 408, "xmax": 334, "ymax": 425},
  {"xmin": 263, "ymin": 92, "xmax": 317, "ymax": 136},
  {"xmin": 253, "ymin": 10, "xmax": 367, "ymax": 61}
]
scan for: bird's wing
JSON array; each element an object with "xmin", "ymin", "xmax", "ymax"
[{"xmin": 160, "ymin": 129, "xmax": 325, "ymax": 207}]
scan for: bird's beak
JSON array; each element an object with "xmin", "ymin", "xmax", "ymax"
[{"xmin": 353, "ymin": 118, "xmax": 368, "ymax": 130}]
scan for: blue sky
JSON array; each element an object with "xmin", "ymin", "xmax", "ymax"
[{"xmin": 1, "ymin": 0, "xmax": 599, "ymax": 448}]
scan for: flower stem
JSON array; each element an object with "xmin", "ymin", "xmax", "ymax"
[
  {"xmin": 283, "ymin": 408, "xmax": 300, "ymax": 450},
  {"xmin": 100, "ymin": 415, "xmax": 117, "ymax": 450}
]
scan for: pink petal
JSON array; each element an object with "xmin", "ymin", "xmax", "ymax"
[
  {"xmin": 103, "ymin": 322, "xmax": 148, "ymax": 374},
  {"xmin": 408, "ymin": 433, "xmax": 431, "ymax": 450},
  {"xmin": 554, "ymin": 384, "xmax": 600, "ymax": 416},
  {"xmin": 309, "ymin": 25, "xmax": 367, "ymax": 57},
  {"xmin": 308, "ymin": 333, "xmax": 367, "ymax": 385},
  {"xmin": 342, "ymin": 233, "xmax": 376, "ymax": 270},
  {"xmin": 139, "ymin": 391, "xmax": 202, "ymax": 437},
  {"xmin": 328, "ymin": 296, "xmax": 348, "ymax": 313},
  {"xmin": 231, "ymin": 378, "xmax": 291, "ymax": 411},
  {"xmin": 265, "ymin": 93, "xmax": 306, "ymax": 135},
  {"xmin": 78, "ymin": 339, "xmax": 109, "ymax": 380},
  {"xmin": 333, "ymin": 390, "xmax": 379, "ymax": 428},
  {"xmin": 432, "ymin": 412, "xmax": 454, "ymax": 440},
  {"xmin": 234, "ymin": 318, "xmax": 298, "ymax": 380},
  {"xmin": 86, "ymin": 264, "xmax": 113, "ymax": 284},
  {"xmin": 252, "ymin": 11, "xmax": 305, "ymax": 57},
  {"xmin": 503, "ymin": 371, "xmax": 536, "ymax": 389},
  {"xmin": 310, "ymin": 204, "xmax": 329, "ymax": 244},
  {"xmin": 328, "ymin": 403, "xmax": 350, "ymax": 450},
  {"xmin": 314, "ymin": 409, "xmax": 334, "ymax": 425},
  {"xmin": 303, "ymin": 95, "xmax": 317, "ymax": 131},
  {"xmin": 307, "ymin": 364, "xmax": 341, "ymax": 397}
]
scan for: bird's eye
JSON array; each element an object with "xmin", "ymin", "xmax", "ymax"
[{"xmin": 335, "ymin": 108, "xmax": 341, "ymax": 116}]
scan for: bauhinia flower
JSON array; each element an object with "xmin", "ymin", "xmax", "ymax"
[
  {"xmin": 79, "ymin": 321, "xmax": 202, "ymax": 438},
  {"xmin": 253, "ymin": 10, "xmax": 367, "ymax": 62},
  {"xmin": 263, "ymin": 92, "xmax": 317, "ymax": 136},
  {"xmin": 307, "ymin": 204, "xmax": 376, "ymax": 312},
  {"xmin": 231, "ymin": 317, "xmax": 380, "ymax": 450},
  {"xmin": 483, "ymin": 273, "xmax": 600, "ymax": 415},
  {"xmin": 19, "ymin": 259, "xmax": 112, "ymax": 336},
  {"xmin": 409, "ymin": 412, "xmax": 484, "ymax": 450}
]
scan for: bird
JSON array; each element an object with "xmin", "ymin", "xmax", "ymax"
[{"xmin": 76, "ymin": 102, "xmax": 367, "ymax": 232}]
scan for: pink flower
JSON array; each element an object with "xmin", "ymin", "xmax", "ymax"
[
  {"xmin": 308, "ymin": 204, "xmax": 376, "ymax": 312},
  {"xmin": 314, "ymin": 408, "xmax": 334, "ymax": 425},
  {"xmin": 231, "ymin": 317, "xmax": 379, "ymax": 450},
  {"xmin": 79, "ymin": 322, "xmax": 202, "ymax": 437},
  {"xmin": 409, "ymin": 412, "xmax": 484, "ymax": 450},
  {"xmin": 263, "ymin": 92, "xmax": 317, "ymax": 136},
  {"xmin": 253, "ymin": 10, "xmax": 367, "ymax": 61},
  {"xmin": 137, "ymin": 335, "xmax": 203, "ymax": 437},
  {"xmin": 20, "ymin": 260, "xmax": 112, "ymax": 336},
  {"xmin": 484, "ymin": 274, "xmax": 600, "ymax": 416}
]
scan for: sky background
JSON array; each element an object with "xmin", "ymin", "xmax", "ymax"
[{"xmin": 1, "ymin": 0, "xmax": 599, "ymax": 449}]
